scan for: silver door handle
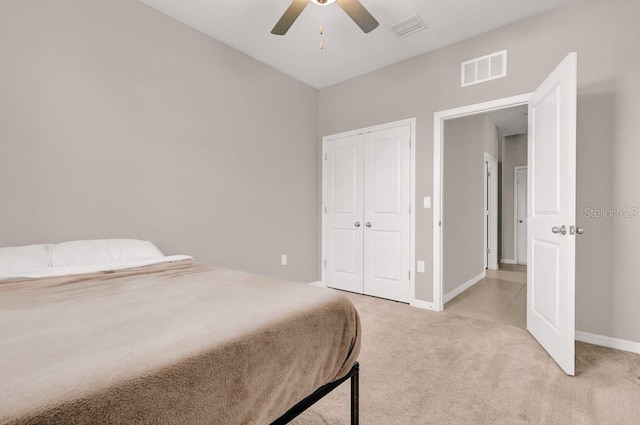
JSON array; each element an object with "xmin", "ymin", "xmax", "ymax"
[
  {"xmin": 552, "ymin": 225, "xmax": 567, "ymax": 235},
  {"xmin": 570, "ymin": 225, "xmax": 585, "ymax": 235},
  {"xmin": 365, "ymin": 222, "xmax": 372, "ymax": 228},
  {"xmin": 354, "ymin": 222, "xmax": 361, "ymax": 228}
]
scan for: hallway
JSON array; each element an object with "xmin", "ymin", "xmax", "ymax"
[{"xmin": 445, "ymin": 264, "xmax": 527, "ymax": 329}]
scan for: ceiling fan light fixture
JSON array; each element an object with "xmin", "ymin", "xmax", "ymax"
[{"xmin": 311, "ymin": 0, "xmax": 337, "ymax": 5}]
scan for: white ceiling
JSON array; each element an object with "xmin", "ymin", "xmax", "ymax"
[
  {"xmin": 139, "ymin": 0, "xmax": 577, "ymax": 89},
  {"xmin": 489, "ymin": 105, "xmax": 528, "ymax": 138}
]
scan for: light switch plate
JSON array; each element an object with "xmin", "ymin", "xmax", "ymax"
[
  {"xmin": 417, "ymin": 260, "xmax": 425, "ymax": 273},
  {"xmin": 423, "ymin": 196, "xmax": 431, "ymax": 208},
  {"xmin": 281, "ymin": 254, "xmax": 287, "ymax": 266}
]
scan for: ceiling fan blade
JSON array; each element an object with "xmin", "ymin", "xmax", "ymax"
[
  {"xmin": 336, "ymin": 0, "xmax": 379, "ymax": 33},
  {"xmin": 271, "ymin": 0, "xmax": 311, "ymax": 35}
]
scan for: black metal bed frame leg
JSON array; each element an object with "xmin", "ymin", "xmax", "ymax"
[
  {"xmin": 351, "ymin": 363, "xmax": 359, "ymax": 425},
  {"xmin": 269, "ymin": 362, "xmax": 360, "ymax": 425}
]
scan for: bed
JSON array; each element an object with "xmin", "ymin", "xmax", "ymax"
[{"xmin": 0, "ymin": 240, "xmax": 361, "ymax": 425}]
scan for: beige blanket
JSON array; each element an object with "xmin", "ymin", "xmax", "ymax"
[{"xmin": 0, "ymin": 261, "xmax": 361, "ymax": 424}]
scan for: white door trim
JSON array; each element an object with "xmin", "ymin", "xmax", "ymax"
[
  {"xmin": 433, "ymin": 94, "xmax": 532, "ymax": 311},
  {"xmin": 484, "ymin": 152, "xmax": 499, "ymax": 270},
  {"xmin": 322, "ymin": 118, "xmax": 416, "ymax": 303},
  {"xmin": 514, "ymin": 166, "xmax": 528, "ymax": 265}
]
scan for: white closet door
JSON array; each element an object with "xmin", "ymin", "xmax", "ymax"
[
  {"xmin": 323, "ymin": 134, "xmax": 365, "ymax": 294},
  {"xmin": 363, "ymin": 125, "xmax": 412, "ymax": 302}
]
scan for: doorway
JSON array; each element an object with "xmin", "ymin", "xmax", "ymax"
[
  {"xmin": 434, "ymin": 52, "xmax": 579, "ymax": 376},
  {"xmin": 433, "ymin": 94, "xmax": 531, "ymax": 311},
  {"xmin": 439, "ymin": 104, "xmax": 529, "ymax": 329}
]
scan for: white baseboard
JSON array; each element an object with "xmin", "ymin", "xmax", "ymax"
[
  {"xmin": 309, "ymin": 281, "xmax": 325, "ymax": 287},
  {"xmin": 576, "ymin": 331, "xmax": 640, "ymax": 355},
  {"xmin": 410, "ymin": 299, "xmax": 438, "ymax": 311},
  {"xmin": 443, "ymin": 271, "xmax": 486, "ymax": 304},
  {"xmin": 501, "ymin": 258, "xmax": 517, "ymax": 265}
]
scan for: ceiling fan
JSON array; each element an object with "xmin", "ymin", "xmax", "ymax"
[{"xmin": 271, "ymin": 0, "xmax": 379, "ymax": 36}]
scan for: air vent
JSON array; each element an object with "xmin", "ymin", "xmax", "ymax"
[
  {"xmin": 389, "ymin": 14, "xmax": 428, "ymax": 39},
  {"xmin": 461, "ymin": 50, "xmax": 507, "ymax": 87}
]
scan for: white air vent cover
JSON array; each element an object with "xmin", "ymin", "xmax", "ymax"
[
  {"xmin": 389, "ymin": 14, "xmax": 428, "ymax": 38},
  {"xmin": 461, "ymin": 50, "xmax": 507, "ymax": 87}
]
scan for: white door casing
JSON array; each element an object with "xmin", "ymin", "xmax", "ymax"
[
  {"xmin": 323, "ymin": 134, "xmax": 364, "ymax": 294},
  {"xmin": 527, "ymin": 52, "xmax": 577, "ymax": 376},
  {"xmin": 322, "ymin": 120, "xmax": 414, "ymax": 304},
  {"xmin": 433, "ymin": 93, "xmax": 532, "ymax": 312},
  {"xmin": 363, "ymin": 125, "xmax": 412, "ymax": 302},
  {"xmin": 515, "ymin": 167, "xmax": 528, "ymax": 265}
]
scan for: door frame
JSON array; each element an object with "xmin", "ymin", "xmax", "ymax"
[
  {"xmin": 514, "ymin": 165, "xmax": 528, "ymax": 265},
  {"xmin": 484, "ymin": 152, "xmax": 499, "ymax": 270},
  {"xmin": 433, "ymin": 94, "xmax": 531, "ymax": 311},
  {"xmin": 321, "ymin": 118, "xmax": 417, "ymax": 303}
]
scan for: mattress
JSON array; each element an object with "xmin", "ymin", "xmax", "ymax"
[{"xmin": 0, "ymin": 260, "xmax": 361, "ymax": 425}]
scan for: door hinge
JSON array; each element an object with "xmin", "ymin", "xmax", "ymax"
[
  {"xmin": 324, "ymin": 206, "xmax": 327, "ymax": 214},
  {"xmin": 439, "ymin": 220, "xmax": 442, "ymax": 227},
  {"xmin": 408, "ymin": 270, "xmax": 411, "ymax": 279},
  {"xmin": 487, "ymin": 248, "xmax": 491, "ymax": 254},
  {"xmin": 324, "ymin": 260, "xmax": 327, "ymax": 267}
]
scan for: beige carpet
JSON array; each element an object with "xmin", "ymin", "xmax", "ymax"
[{"xmin": 292, "ymin": 292, "xmax": 640, "ymax": 425}]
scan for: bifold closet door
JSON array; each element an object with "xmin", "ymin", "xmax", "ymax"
[
  {"xmin": 362, "ymin": 125, "xmax": 411, "ymax": 302},
  {"xmin": 323, "ymin": 134, "xmax": 365, "ymax": 294}
]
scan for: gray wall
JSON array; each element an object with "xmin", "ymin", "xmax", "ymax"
[
  {"xmin": 319, "ymin": 0, "xmax": 640, "ymax": 342},
  {"xmin": 501, "ymin": 134, "xmax": 528, "ymax": 262},
  {"xmin": 443, "ymin": 114, "xmax": 498, "ymax": 295},
  {"xmin": 0, "ymin": 0, "xmax": 319, "ymax": 282}
]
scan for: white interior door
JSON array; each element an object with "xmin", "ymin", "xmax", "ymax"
[
  {"xmin": 527, "ymin": 52, "xmax": 577, "ymax": 376},
  {"xmin": 484, "ymin": 161, "xmax": 490, "ymax": 269},
  {"xmin": 516, "ymin": 167, "xmax": 528, "ymax": 265},
  {"xmin": 323, "ymin": 134, "xmax": 364, "ymax": 294},
  {"xmin": 363, "ymin": 125, "xmax": 411, "ymax": 302},
  {"xmin": 485, "ymin": 153, "xmax": 498, "ymax": 270}
]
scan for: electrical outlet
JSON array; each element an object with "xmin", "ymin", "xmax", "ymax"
[
  {"xmin": 417, "ymin": 261, "xmax": 425, "ymax": 273},
  {"xmin": 281, "ymin": 254, "xmax": 287, "ymax": 266},
  {"xmin": 423, "ymin": 196, "xmax": 431, "ymax": 209}
]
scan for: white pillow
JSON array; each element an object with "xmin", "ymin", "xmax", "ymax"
[
  {"xmin": 51, "ymin": 239, "xmax": 164, "ymax": 267},
  {"xmin": 0, "ymin": 244, "xmax": 51, "ymax": 276}
]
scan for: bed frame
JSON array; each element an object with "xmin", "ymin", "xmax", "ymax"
[{"xmin": 270, "ymin": 362, "xmax": 360, "ymax": 425}]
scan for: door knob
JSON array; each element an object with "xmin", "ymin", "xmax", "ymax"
[
  {"xmin": 551, "ymin": 225, "xmax": 567, "ymax": 235},
  {"xmin": 570, "ymin": 225, "xmax": 585, "ymax": 235},
  {"xmin": 519, "ymin": 220, "xmax": 524, "ymax": 223},
  {"xmin": 365, "ymin": 222, "xmax": 372, "ymax": 228},
  {"xmin": 354, "ymin": 222, "xmax": 361, "ymax": 228}
]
